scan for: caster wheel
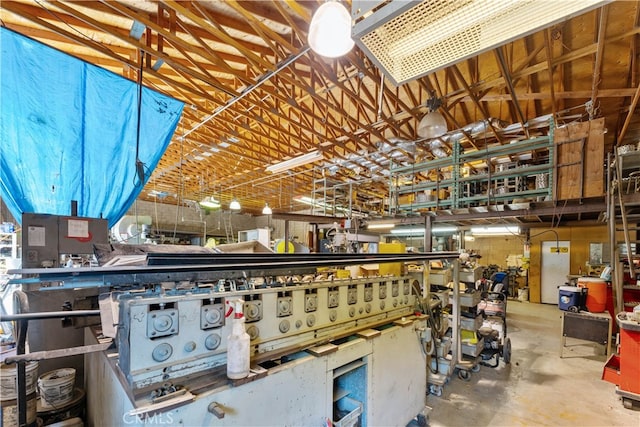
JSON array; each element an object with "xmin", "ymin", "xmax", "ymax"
[
  {"xmin": 471, "ymin": 364, "xmax": 481, "ymax": 373},
  {"xmin": 430, "ymin": 385, "xmax": 443, "ymax": 397},
  {"xmin": 416, "ymin": 413, "xmax": 429, "ymax": 427},
  {"xmin": 503, "ymin": 337, "xmax": 512, "ymax": 364},
  {"xmin": 458, "ymin": 369, "xmax": 471, "ymax": 381},
  {"xmin": 622, "ymin": 398, "xmax": 633, "ymax": 409}
]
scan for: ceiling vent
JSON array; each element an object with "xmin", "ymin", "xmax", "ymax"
[{"xmin": 351, "ymin": 0, "xmax": 608, "ymax": 86}]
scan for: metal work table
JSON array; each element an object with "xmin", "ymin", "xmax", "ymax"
[{"xmin": 560, "ymin": 310, "xmax": 612, "ymax": 358}]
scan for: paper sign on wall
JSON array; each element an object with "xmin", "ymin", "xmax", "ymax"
[
  {"xmin": 67, "ymin": 219, "xmax": 89, "ymax": 238},
  {"xmin": 27, "ymin": 226, "xmax": 46, "ymax": 247}
]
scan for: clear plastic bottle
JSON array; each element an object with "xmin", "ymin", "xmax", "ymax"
[{"xmin": 226, "ymin": 299, "xmax": 250, "ymax": 379}]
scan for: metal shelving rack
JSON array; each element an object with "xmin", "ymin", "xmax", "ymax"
[
  {"xmin": 607, "ymin": 150, "xmax": 640, "ymax": 314},
  {"xmin": 389, "ymin": 129, "xmax": 554, "ymax": 214}
]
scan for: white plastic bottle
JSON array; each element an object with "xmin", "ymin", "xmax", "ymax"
[{"xmin": 225, "ymin": 299, "xmax": 250, "ymax": 379}]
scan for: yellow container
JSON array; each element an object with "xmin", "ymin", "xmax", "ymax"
[
  {"xmin": 335, "ymin": 269, "xmax": 351, "ymax": 279},
  {"xmin": 378, "ymin": 242, "xmax": 406, "ymax": 277}
]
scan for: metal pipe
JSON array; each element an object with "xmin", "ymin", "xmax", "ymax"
[
  {"xmin": 0, "ymin": 310, "xmax": 100, "ymax": 322},
  {"xmin": 182, "ymin": 47, "xmax": 311, "ymax": 139}
]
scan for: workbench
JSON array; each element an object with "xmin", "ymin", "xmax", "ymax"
[{"xmin": 560, "ymin": 310, "xmax": 612, "ymax": 358}]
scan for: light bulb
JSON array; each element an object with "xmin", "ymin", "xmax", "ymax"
[
  {"xmin": 230, "ymin": 199, "xmax": 241, "ymax": 210},
  {"xmin": 262, "ymin": 203, "xmax": 272, "ymax": 215},
  {"xmin": 308, "ymin": 1, "xmax": 354, "ymax": 58}
]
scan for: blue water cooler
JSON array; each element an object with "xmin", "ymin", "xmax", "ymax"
[{"xmin": 558, "ymin": 286, "xmax": 586, "ymax": 311}]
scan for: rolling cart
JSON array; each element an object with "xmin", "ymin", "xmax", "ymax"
[{"xmin": 477, "ymin": 285, "xmax": 511, "ymax": 368}]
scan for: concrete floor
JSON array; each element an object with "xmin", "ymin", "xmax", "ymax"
[{"xmin": 426, "ymin": 301, "xmax": 640, "ymax": 427}]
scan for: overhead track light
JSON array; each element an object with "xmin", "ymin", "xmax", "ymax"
[
  {"xmin": 352, "ymin": 0, "xmax": 608, "ymax": 85},
  {"xmin": 308, "ymin": 1, "xmax": 354, "ymax": 58},
  {"xmin": 265, "ymin": 151, "xmax": 324, "ymax": 174}
]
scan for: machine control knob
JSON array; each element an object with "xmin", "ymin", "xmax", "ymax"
[
  {"xmin": 208, "ymin": 402, "xmax": 225, "ymax": 419},
  {"xmin": 204, "ymin": 308, "xmax": 222, "ymax": 325},
  {"xmin": 348, "ymin": 307, "xmax": 355, "ymax": 317},
  {"xmin": 153, "ymin": 314, "xmax": 174, "ymax": 333},
  {"xmin": 380, "ymin": 301, "xmax": 386, "ymax": 310},
  {"xmin": 365, "ymin": 303, "xmax": 371, "ymax": 313},
  {"xmin": 152, "ymin": 343, "xmax": 173, "ymax": 362},
  {"xmin": 306, "ymin": 314, "xmax": 316, "ymax": 327},
  {"xmin": 205, "ymin": 333, "xmax": 221, "ymax": 351},
  {"xmin": 329, "ymin": 310, "xmax": 337, "ymax": 322},
  {"xmin": 184, "ymin": 341, "xmax": 196, "ymax": 352},
  {"xmin": 246, "ymin": 325, "xmax": 260, "ymax": 340},
  {"xmin": 279, "ymin": 320, "xmax": 290, "ymax": 333}
]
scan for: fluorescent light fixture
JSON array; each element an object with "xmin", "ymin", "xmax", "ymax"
[
  {"xmin": 352, "ymin": 0, "xmax": 607, "ymax": 85},
  {"xmin": 229, "ymin": 199, "xmax": 241, "ymax": 211},
  {"xmin": 262, "ymin": 203, "xmax": 273, "ymax": 215},
  {"xmin": 367, "ymin": 223, "xmax": 396, "ymax": 230},
  {"xmin": 390, "ymin": 225, "xmax": 457, "ymax": 236},
  {"xmin": 266, "ymin": 151, "xmax": 323, "ymax": 174},
  {"xmin": 432, "ymin": 226, "xmax": 457, "ymax": 234},
  {"xmin": 219, "ymin": 141, "xmax": 231, "ymax": 148},
  {"xmin": 390, "ymin": 227, "xmax": 426, "ymax": 236},
  {"xmin": 471, "ymin": 225, "xmax": 520, "ymax": 236},
  {"xmin": 199, "ymin": 196, "xmax": 220, "ymax": 209},
  {"xmin": 308, "ymin": 1, "xmax": 354, "ymax": 58}
]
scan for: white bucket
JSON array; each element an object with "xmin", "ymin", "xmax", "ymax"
[
  {"xmin": 0, "ymin": 361, "xmax": 39, "ymax": 401},
  {"xmin": 38, "ymin": 368, "xmax": 75, "ymax": 409},
  {"xmin": 1, "ymin": 392, "xmax": 38, "ymax": 426}
]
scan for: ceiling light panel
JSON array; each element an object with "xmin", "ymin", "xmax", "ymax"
[{"xmin": 352, "ymin": 0, "xmax": 608, "ymax": 85}]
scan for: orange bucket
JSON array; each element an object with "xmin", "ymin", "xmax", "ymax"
[{"xmin": 577, "ymin": 277, "xmax": 607, "ymax": 313}]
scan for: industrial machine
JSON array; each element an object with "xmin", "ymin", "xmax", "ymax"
[{"xmin": 8, "ymin": 250, "xmax": 460, "ymax": 426}]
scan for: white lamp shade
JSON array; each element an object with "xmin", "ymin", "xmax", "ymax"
[
  {"xmin": 308, "ymin": 1, "xmax": 354, "ymax": 58},
  {"xmin": 229, "ymin": 199, "xmax": 241, "ymax": 210},
  {"xmin": 417, "ymin": 111, "xmax": 448, "ymax": 139},
  {"xmin": 262, "ymin": 203, "xmax": 273, "ymax": 215}
]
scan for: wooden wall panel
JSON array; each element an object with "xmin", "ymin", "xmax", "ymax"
[{"xmin": 554, "ymin": 118, "xmax": 605, "ymax": 200}]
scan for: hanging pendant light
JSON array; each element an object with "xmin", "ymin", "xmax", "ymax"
[
  {"xmin": 229, "ymin": 198, "xmax": 241, "ymax": 211},
  {"xmin": 417, "ymin": 94, "xmax": 448, "ymax": 139},
  {"xmin": 262, "ymin": 203, "xmax": 273, "ymax": 215},
  {"xmin": 308, "ymin": 1, "xmax": 354, "ymax": 58}
]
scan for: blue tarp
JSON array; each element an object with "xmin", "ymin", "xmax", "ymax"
[{"xmin": 0, "ymin": 28, "xmax": 183, "ymax": 227}]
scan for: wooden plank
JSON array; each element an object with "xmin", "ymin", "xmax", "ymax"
[
  {"xmin": 554, "ymin": 118, "xmax": 605, "ymax": 200},
  {"xmin": 584, "ymin": 118, "xmax": 605, "ymax": 198},
  {"xmin": 307, "ymin": 343, "xmax": 338, "ymax": 357},
  {"xmin": 356, "ymin": 329, "xmax": 382, "ymax": 339}
]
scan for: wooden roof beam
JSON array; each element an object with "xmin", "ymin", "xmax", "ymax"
[
  {"xmin": 494, "ymin": 47, "xmax": 529, "ymax": 137},
  {"xmin": 589, "ymin": 5, "xmax": 609, "ymax": 119}
]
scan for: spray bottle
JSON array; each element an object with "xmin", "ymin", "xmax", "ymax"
[{"xmin": 225, "ymin": 299, "xmax": 250, "ymax": 379}]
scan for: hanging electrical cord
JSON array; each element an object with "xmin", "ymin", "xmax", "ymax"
[{"xmin": 134, "ymin": 49, "xmax": 146, "ymax": 187}]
